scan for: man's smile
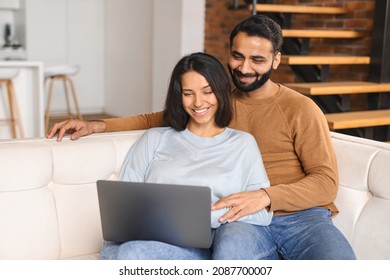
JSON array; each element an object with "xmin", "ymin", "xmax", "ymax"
[{"xmin": 235, "ymin": 70, "xmax": 258, "ymax": 84}]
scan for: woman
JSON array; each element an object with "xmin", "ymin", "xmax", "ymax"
[{"xmin": 100, "ymin": 52, "xmax": 272, "ymax": 260}]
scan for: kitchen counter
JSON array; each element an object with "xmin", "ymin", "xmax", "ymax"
[
  {"xmin": 0, "ymin": 60, "xmax": 44, "ymax": 139},
  {"xmin": 0, "ymin": 49, "xmax": 27, "ymax": 60}
]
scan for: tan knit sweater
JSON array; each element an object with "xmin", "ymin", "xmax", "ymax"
[{"xmin": 104, "ymin": 84, "xmax": 338, "ymax": 216}]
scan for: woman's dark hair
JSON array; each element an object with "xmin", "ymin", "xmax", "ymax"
[
  {"xmin": 163, "ymin": 52, "xmax": 232, "ymax": 131},
  {"xmin": 230, "ymin": 14, "xmax": 283, "ymax": 54}
]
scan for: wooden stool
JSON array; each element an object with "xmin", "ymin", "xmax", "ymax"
[
  {"xmin": 0, "ymin": 69, "xmax": 25, "ymax": 138},
  {"xmin": 44, "ymin": 65, "xmax": 83, "ymax": 132}
]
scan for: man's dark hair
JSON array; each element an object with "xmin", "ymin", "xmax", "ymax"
[
  {"xmin": 230, "ymin": 14, "xmax": 283, "ymax": 54},
  {"xmin": 163, "ymin": 52, "xmax": 232, "ymax": 130}
]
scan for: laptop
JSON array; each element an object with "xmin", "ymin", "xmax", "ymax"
[{"xmin": 96, "ymin": 180, "xmax": 213, "ymax": 249}]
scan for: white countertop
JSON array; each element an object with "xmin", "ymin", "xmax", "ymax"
[{"xmin": 0, "ymin": 48, "xmax": 27, "ymax": 61}]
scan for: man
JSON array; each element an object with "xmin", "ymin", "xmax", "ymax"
[{"xmin": 48, "ymin": 15, "xmax": 356, "ymax": 260}]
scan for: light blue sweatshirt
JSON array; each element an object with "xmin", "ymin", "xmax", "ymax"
[{"xmin": 119, "ymin": 127, "xmax": 273, "ymax": 228}]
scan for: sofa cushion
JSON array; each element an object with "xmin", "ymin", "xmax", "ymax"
[
  {"xmin": 1, "ymin": 131, "xmax": 389, "ymax": 260},
  {"xmin": 0, "ymin": 187, "xmax": 60, "ymax": 259},
  {"xmin": 331, "ymin": 132, "xmax": 390, "ymax": 259},
  {"xmin": 0, "ymin": 142, "xmax": 52, "ymax": 191}
]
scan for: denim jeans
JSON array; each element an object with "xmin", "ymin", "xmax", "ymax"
[
  {"xmin": 212, "ymin": 221, "xmax": 276, "ymax": 259},
  {"xmin": 100, "ymin": 240, "xmax": 210, "ymax": 260},
  {"xmin": 100, "ymin": 207, "xmax": 356, "ymax": 260},
  {"xmin": 99, "ymin": 222, "xmax": 264, "ymax": 260},
  {"xmin": 261, "ymin": 207, "xmax": 356, "ymax": 260}
]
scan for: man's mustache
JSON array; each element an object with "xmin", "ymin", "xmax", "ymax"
[{"xmin": 234, "ymin": 70, "xmax": 258, "ymax": 78}]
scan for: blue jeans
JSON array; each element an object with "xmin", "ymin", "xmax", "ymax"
[
  {"xmin": 100, "ymin": 207, "xmax": 356, "ymax": 260},
  {"xmin": 100, "ymin": 240, "xmax": 210, "ymax": 260},
  {"xmin": 212, "ymin": 221, "xmax": 275, "ymax": 259},
  {"xmin": 100, "ymin": 222, "xmax": 264, "ymax": 260},
  {"xmin": 260, "ymin": 207, "xmax": 356, "ymax": 260}
]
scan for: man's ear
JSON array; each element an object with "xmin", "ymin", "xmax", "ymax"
[{"xmin": 272, "ymin": 52, "xmax": 282, "ymax": 70}]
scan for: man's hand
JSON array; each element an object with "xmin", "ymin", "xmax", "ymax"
[
  {"xmin": 212, "ymin": 189, "xmax": 271, "ymax": 223},
  {"xmin": 46, "ymin": 119, "xmax": 106, "ymax": 141}
]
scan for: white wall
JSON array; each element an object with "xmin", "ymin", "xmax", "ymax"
[
  {"xmin": 104, "ymin": 0, "xmax": 205, "ymax": 116},
  {"xmin": 151, "ymin": 0, "xmax": 181, "ymax": 112},
  {"xmin": 67, "ymin": 0, "xmax": 105, "ymax": 114},
  {"xmin": 25, "ymin": 0, "xmax": 105, "ymax": 115},
  {"xmin": 151, "ymin": 0, "xmax": 205, "ymax": 112},
  {"xmin": 104, "ymin": 0, "xmax": 154, "ymax": 117},
  {"xmin": 4, "ymin": 0, "xmax": 205, "ymax": 118},
  {"xmin": 181, "ymin": 0, "xmax": 205, "ymax": 55}
]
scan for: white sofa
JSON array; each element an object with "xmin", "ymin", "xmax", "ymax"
[{"xmin": 0, "ymin": 130, "xmax": 389, "ymax": 260}]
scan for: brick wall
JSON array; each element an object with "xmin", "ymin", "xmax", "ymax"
[{"xmin": 204, "ymin": 0, "xmax": 375, "ymax": 108}]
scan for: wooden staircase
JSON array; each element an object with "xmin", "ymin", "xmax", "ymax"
[
  {"xmin": 282, "ymin": 29, "xmax": 367, "ymax": 39},
  {"xmin": 283, "ymin": 82, "xmax": 390, "ymax": 96},
  {"xmin": 246, "ymin": 1, "xmax": 390, "ymax": 141},
  {"xmin": 250, "ymin": 4, "xmax": 347, "ymax": 14},
  {"xmin": 281, "ymin": 56, "xmax": 370, "ymax": 66}
]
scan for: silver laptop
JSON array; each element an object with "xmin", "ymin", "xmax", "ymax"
[{"xmin": 96, "ymin": 180, "xmax": 213, "ymax": 249}]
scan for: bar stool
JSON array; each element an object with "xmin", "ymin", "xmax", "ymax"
[
  {"xmin": 0, "ymin": 68, "xmax": 25, "ymax": 138},
  {"xmin": 44, "ymin": 65, "xmax": 83, "ymax": 132}
]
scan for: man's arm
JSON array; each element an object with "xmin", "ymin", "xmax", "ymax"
[
  {"xmin": 103, "ymin": 111, "xmax": 164, "ymax": 132},
  {"xmin": 212, "ymin": 189, "xmax": 271, "ymax": 223},
  {"xmin": 47, "ymin": 111, "xmax": 164, "ymax": 141},
  {"xmin": 265, "ymin": 96, "xmax": 339, "ymax": 214},
  {"xmin": 214, "ymin": 91, "xmax": 338, "ymax": 217}
]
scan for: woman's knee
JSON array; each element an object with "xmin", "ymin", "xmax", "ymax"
[
  {"xmin": 212, "ymin": 222, "xmax": 276, "ymax": 260},
  {"xmin": 117, "ymin": 240, "xmax": 210, "ymax": 260},
  {"xmin": 100, "ymin": 240, "xmax": 120, "ymax": 260}
]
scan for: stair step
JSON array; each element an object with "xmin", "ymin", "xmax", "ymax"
[
  {"xmin": 326, "ymin": 109, "xmax": 390, "ymax": 130},
  {"xmin": 282, "ymin": 29, "xmax": 366, "ymax": 38},
  {"xmin": 251, "ymin": 4, "xmax": 347, "ymax": 14},
  {"xmin": 284, "ymin": 82, "xmax": 390, "ymax": 95},
  {"xmin": 281, "ymin": 55, "xmax": 370, "ymax": 65}
]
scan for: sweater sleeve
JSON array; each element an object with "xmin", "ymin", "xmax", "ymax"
[
  {"xmin": 119, "ymin": 129, "xmax": 164, "ymax": 182},
  {"xmin": 103, "ymin": 111, "xmax": 164, "ymax": 132},
  {"xmin": 119, "ymin": 131, "xmax": 151, "ymax": 182},
  {"xmin": 265, "ymin": 97, "xmax": 339, "ymax": 214}
]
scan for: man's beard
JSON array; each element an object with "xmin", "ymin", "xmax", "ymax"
[{"xmin": 228, "ymin": 64, "xmax": 273, "ymax": 92}]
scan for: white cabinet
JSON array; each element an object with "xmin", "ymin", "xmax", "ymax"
[
  {"xmin": 0, "ymin": 0, "xmax": 20, "ymax": 9},
  {"xmin": 24, "ymin": 0, "xmax": 104, "ymax": 114}
]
